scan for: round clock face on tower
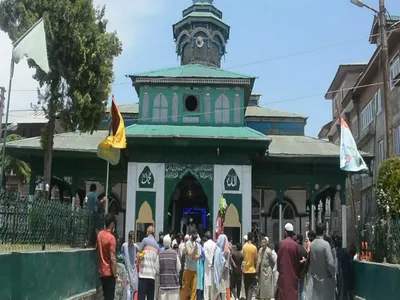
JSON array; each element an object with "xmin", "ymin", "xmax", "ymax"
[{"xmin": 196, "ymin": 36, "xmax": 204, "ymax": 48}]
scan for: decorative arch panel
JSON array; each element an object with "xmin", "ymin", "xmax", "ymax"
[{"xmin": 215, "ymin": 94, "xmax": 230, "ymax": 124}]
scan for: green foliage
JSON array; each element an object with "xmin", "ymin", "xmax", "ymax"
[
  {"xmin": 0, "ymin": 134, "xmax": 31, "ymax": 184},
  {"xmin": 0, "ymin": 0, "xmax": 122, "ymax": 181},
  {"xmin": 376, "ymin": 157, "xmax": 400, "ymax": 218}
]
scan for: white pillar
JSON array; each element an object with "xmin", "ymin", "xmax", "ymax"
[
  {"xmin": 311, "ymin": 205, "xmax": 316, "ymax": 231},
  {"xmin": 242, "ymin": 165, "xmax": 252, "ymax": 236},
  {"xmin": 155, "ymin": 163, "xmax": 165, "ymax": 234},
  {"xmin": 213, "ymin": 165, "xmax": 223, "ymax": 236},
  {"xmin": 125, "ymin": 162, "xmax": 137, "ymax": 243},
  {"xmin": 342, "ymin": 205, "xmax": 347, "ymax": 248},
  {"xmin": 279, "ymin": 203, "xmax": 283, "ymax": 241}
]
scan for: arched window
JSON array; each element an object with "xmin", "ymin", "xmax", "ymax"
[
  {"xmin": 215, "ymin": 94, "xmax": 230, "ymax": 124},
  {"xmin": 271, "ymin": 201, "xmax": 296, "ymax": 220},
  {"xmin": 152, "ymin": 93, "xmax": 168, "ymax": 122}
]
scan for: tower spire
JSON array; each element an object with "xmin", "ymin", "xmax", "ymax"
[
  {"xmin": 173, "ymin": 0, "xmax": 229, "ymax": 68},
  {"xmin": 193, "ymin": 0, "xmax": 213, "ymax": 4}
]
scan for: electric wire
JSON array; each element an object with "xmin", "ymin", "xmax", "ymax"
[
  {"xmin": 5, "ymin": 80, "xmax": 393, "ymax": 122},
  {"xmin": 7, "ymin": 27, "xmax": 400, "ymax": 93}
]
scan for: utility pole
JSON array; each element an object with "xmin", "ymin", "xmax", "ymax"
[
  {"xmin": 379, "ymin": 0, "xmax": 394, "ymax": 158},
  {"xmin": 0, "ymin": 87, "xmax": 5, "ymax": 138}
]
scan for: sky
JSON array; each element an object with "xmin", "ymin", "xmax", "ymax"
[{"xmin": 1, "ymin": 0, "xmax": 400, "ymax": 137}]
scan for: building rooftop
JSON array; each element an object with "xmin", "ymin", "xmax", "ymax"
[
  {"xmin": 5, "ymin": 129, "xmax": 371, "ymax": 158},
  {"xmin": 182, "ymin": 11, "xmax": 226, "ymax": 24},
  {"xmin": 325, "ymin": 64, "xmax": 367, "ymax": 99},
  {"xmin": 5, "ymin": 110, "xmax": 47, "ymax": 124},
  {"xmin": 245, "ymin": 106, "xmax": 307, "ymax": 119},
  {"xmin": 125, "ymin": 124, "xmax": 269, "ymax": 141},
  {"xmin": 128, "ymin": 64, "xmax": 255, "ymax": 80},
  {"xmin": 268, "ymin": 135, "xmax": 370, "ymax": 157}
]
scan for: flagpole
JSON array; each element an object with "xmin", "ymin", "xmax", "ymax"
[
  {"xmin": 0, "ymin": 59, "xmax": 15, "ymax": 192},
  {"xmin": 104, "ymin": 98, "xmax": 113, "ymax": 215},
  {"xmin": 105, "ymin": 161, "xmax": 110, "ymax": 214}
]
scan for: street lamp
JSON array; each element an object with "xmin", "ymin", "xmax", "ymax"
[
  {"xmin": 350, "ymin": 0, "xmax": 394, "ymax": 158},
  {"xmin": 350, "ymin": 0, "xmax": 379, "ymax": 13}
]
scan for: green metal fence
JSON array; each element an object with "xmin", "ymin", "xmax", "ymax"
[
  {"xmin": 364, "ymin": 219, "xmax": 400, "ymax": 264},
  {"xmin": 0, "ymin": 192, "xmax": 101, "ymax": 252}
]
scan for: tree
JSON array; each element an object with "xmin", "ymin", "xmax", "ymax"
[
  {"xmin": 0, "ymin": 0, "xmax": 122, "ymax": 186},
  {"xmin": 0, "ymin": 134, "xmax": 31, "ymax": 188},
  {"xmin": 376, "ymin": 157, "xmax": 400, "ymax": 219}
]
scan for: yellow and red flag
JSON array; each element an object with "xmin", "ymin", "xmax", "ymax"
[{"xmin": 97, "ymin": 95, "xmax": 126, "ymax": 165}]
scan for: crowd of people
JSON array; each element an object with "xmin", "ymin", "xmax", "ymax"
[{"xmin": 97, "ymin": 214, "xmax": 357, "ymax": 300}]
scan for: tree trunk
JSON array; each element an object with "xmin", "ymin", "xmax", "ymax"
[{"xmin": 43, "ymin": 115, "xmax": 55, "ymax": 197}]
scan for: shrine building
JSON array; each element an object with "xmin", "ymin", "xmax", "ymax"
[{"xmin": 5, "ymin": 0, "xmax": 372, "ymax": 245}]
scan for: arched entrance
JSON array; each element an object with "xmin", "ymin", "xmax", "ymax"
[
  {"xmin": 270, "ymin": 198, "xmax": 297, "ymax": 243},
  {"xmin": 167, "ymin": 174, "xmax": 209, "ymax": 236}
]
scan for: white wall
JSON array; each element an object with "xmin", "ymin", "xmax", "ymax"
[{"xmin": 215, "ymin": 164, "xmax": 252, "ymax": 237}]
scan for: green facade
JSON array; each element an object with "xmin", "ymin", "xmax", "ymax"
[
  {"xmin": 0, "ymin": 250, "xmax": 99, "ymax": 300},
  {"xmin": 137, "ymin": 85, "xmax": 245, "ymax": 126},
  {"xmin": 354, "ymin": 261, "xmax": 400, "ymax": 300}
]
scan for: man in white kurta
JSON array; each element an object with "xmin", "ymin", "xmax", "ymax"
[{"xmin": 203, "ymin": 231, "xmax": 216, "ymax": 300}]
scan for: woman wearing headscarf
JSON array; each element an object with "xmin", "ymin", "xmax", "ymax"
[{"xmin": 214, "ymin": 234, "xmax": 231, "ymax": 300}]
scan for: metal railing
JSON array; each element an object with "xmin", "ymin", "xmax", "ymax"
[
  {"xmin": 363, "ymin": 219, "xmax": 400, "ymax": 264},
  {"xmin": 0, "ymin": 191, "xmax": 101, "ymax": 252}
]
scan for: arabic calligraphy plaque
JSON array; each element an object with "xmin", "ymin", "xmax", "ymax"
[
  {"xmin": 165, "ymin": 164, "xmax": 213, "ymax": 181},
  {"xmin": 224, "ymin": 168, "xmax": 240, "ymax": 191},
  {"xmin": 138, "ymin": 166, "xmax": 155, "ymax": 189}
]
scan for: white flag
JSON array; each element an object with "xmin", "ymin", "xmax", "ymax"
[
  {"xmin": 12, "ymin": 18, "xmax": 50, "ymax": 73},
  {"xmin": 339, "ymin": 117, "xmax": 369, "ymax": 172}
]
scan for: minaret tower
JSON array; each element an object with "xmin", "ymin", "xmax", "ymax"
[{"xmin": 172, "ymin": 0, "xmax": 230, "ymax": 68}]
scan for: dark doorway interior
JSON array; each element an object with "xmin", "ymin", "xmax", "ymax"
[{"xmin": 167, "ymin": 174, "xmax": 209, "ymax": 236}]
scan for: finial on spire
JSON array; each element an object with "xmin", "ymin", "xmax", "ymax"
[{"xmin": 193, "ymin": 0, "xmax": 213, "ymax": 4}]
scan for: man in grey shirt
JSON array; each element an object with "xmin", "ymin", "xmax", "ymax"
[{"xmin": 310, "ymin": 223, "xmax": 336, "ymax": 300}]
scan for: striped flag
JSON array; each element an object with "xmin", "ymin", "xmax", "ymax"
[
  {"xmin": 97, "ymin": 95, "xmax": 126, "ymax": 165},
  {"xmin": 339, "ymin": 117, "xmax": 368, "ymax": 172}
]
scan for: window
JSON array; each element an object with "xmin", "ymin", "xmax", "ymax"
[
  {"xmin": 333, "ymin": 94, "xmax": 339, "ymax": 117},
  {"xmin": 360, "ymin": 101, "xmax": 373, "ymax": 130},
  {"xmin": 340, "ymin": 81, "xmax": 346, "ymax": 102},
  {"xmin": 390, "ymin": 54, "xmax": 400, "ymax": 89},
  {"xmin": 394, "ymin": 125, "xmax": 400, "ymax": 155},
  {"xmin": 377, "ymin": 139, "xmax": 384, "ymax": 165},
  {"xmin": 375, "ymin": 89, "xmax": 382, "ymax": 115},
  {"xmin": 351, "ymin": 116, "xmax": 359, "ymax": 139},
  {"xmin": 152, "ymin": 93, "xmax": 168, "ymax": 122},
  {"xmin": 215, "ymin": 94, "xmax": 230, "ymax": 124},
  {"xmin": 184, "ymin": 95, "xmax": 198, "ymax": 112}
]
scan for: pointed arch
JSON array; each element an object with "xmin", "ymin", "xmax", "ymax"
[
  {"xmin": 212, "ymin": 31, "xmax": 226, "ymax": 46},
  {"xmin": 136, "ymin": 201, "xmax": 154, "ymax": 224},
  {"xmin": 176, "ymin": 30, "xmax": 191, "ymax": 45},
  {"xmin": 269, "ymin": 197, "xmax": 298, "ymax": 220},
  {"xmin": 224, "ymin": 204, "xmax": 241, "ymax": 227},
  {"xmin": 215, "ymin": 94, "xmax": 230, "ymax": 124},
  {"xmin": 152, "ymin": 93, "xmax": 168, "ymax": 122},
  {"xmin": 191, "ymin": 28, "xmax": 212, "ymax": 39}
]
